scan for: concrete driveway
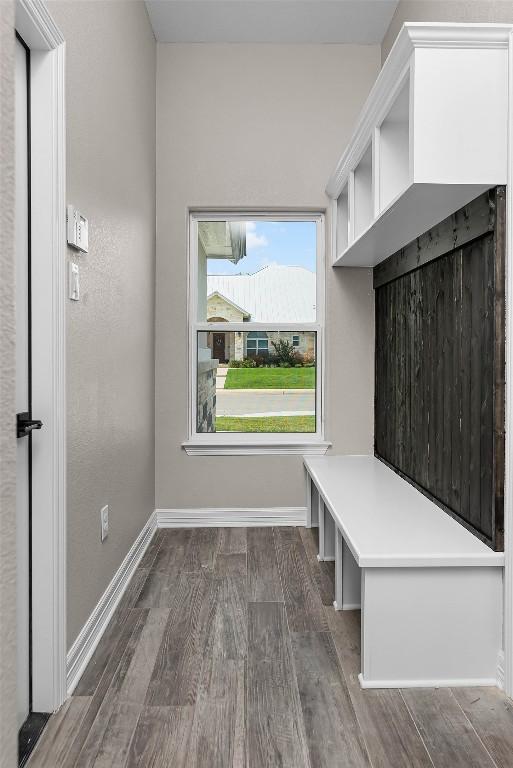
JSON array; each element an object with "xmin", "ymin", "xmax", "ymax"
[{"xmin": 215, "ymin": 388, "xmax": 315, "ymax": 417}]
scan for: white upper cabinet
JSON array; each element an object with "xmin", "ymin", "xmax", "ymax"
[{"xmin": 328, "ymin": 23, "xmax": 511, "ymax": 267}]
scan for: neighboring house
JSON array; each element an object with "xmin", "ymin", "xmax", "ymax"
[{"xmin": 206, "ymin": 265, "xmax": 316, "ymax": 362}]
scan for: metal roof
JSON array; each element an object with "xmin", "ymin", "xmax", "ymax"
[{"xmin": 207, "ymin": 265, "xmax": 316, "ymax": 322}]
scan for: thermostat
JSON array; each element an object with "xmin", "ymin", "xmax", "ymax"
[{"xmin": 67, "ymin": 205, "xmax": 89, "ymax": 253}]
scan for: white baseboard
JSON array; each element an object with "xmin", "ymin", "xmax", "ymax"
[
  {"xmin": 358, "ymin": 673, "xmax": 498, "ymax": 689},
  {"xmin": 333, "ymin": 601, "xmax": 361, "ymax": 611},
  {"xmin": 66, "ymin": 510, "xmax": 157, "ymax": 695},
  {"xmin": 497, "ymin": 650, "xmax": 505, "ymax": 689},
  {"xmin": 66, "ymin": 506, "xmax": 303, "ymax": 694},
  {"xmin": 156, "ymin": 507, "xmax": 306, "ymax": 528}
]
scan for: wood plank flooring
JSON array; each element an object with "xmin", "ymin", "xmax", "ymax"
[{"xmin": 28, "ymin": 527, "xmax": 513, "ymax": 768}]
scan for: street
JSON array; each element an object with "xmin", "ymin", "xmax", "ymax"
[{"xmin": 215, "ymin": 388, "xmax": 315, "ymax": 417}]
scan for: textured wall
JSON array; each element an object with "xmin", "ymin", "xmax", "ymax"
[
  {"xmin": 47, "ymin": 2, "xmax": 156, "ymax": 648},
  {"xmin": 0, "ymin": 2, "xmax": 16, "ymax": 765},
  {"xmin": 382, "ymin": 0, "xmax": 513, "ymax": 62},
  {"xmin": 156, "ymin": 43, "xmax": 378, "ymax": 510}
]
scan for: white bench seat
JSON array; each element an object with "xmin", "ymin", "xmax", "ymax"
[
  {"xmin": 304, "ymin": 455, "xmax": 504, "ymax": 689},
  {"xmin": 305, "ymin": 455, "xmax": 504, "ymax": 568}
]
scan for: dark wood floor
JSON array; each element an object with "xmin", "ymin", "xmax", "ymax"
[{"xmin": 28, "ymin": 527, "xmax": 513, "ymax": 768}]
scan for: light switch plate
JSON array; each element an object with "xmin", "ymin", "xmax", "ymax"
[
  {"xmin": 69, "ymin": 261, "xmax": 80, "ymax": 301},
  {"xmin": 67, "ymin": 204, "xmax": 89, "ymax": 253}
]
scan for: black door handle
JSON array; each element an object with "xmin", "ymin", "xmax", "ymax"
[{"xmin": 16, "ymin": 412, "xmax": 43, "ymax": 438}]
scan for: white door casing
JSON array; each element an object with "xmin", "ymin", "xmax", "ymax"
[
  {"xmin": 15, "ymin": 34, "xmax": 30, "ymax": 728},
  {"xmin": 15, "ymin": 0, "xmax": 67, "ymax": 713}
]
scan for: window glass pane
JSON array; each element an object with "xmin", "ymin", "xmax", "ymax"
[
  {"xmin": 198, "ymin": 220, "xmax": 317, "ymax": 323},
  {"xmin": 197, "ymin": 331, "xmax": 316, "ymax": 433}
]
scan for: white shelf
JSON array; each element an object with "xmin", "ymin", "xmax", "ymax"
[
  {"xmin": 336, "ymin": 183, "xmax": 349, "ymax": 255},
  {"xmin": 334, "ymin": 183, "xmax": 491, "ymax": 268},
  {"xmin": 378, "ymin": 75, "xmax": 410, "ymax": 214},
  {"xmin": 328, "ymin": 23, "xmax": 511, "ymax": 268},
  {"xmin": 353, "ymin": 144, "xmax": 373, "ymax": 238}
]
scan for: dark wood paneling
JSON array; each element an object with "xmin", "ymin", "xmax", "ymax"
[
  {"xmin": 373, "ymin": 189, "xmax": 498, "ymax": 289},
  {"xmin": 374, "ymin": 188, "xmax": 505, "ymax": 550}
]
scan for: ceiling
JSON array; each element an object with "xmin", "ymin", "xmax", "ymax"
[{"xmin": 145, "ymin": 0, "xmax": 399, "ymax": 44}]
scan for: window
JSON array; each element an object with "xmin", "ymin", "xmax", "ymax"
[
  {"xmin": 247, "ymin": 331, "xmax": 269, "ymax": 357},
  {"xmin": 186, "ymin": 213, "xmax": 326, "ymax": 453}
]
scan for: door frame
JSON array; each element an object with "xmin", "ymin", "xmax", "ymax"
[
  {"xmin": 504, "ymin": 30, "xmax": 513, "ymax": 699},
  {"xmin": 15, "ymin": 0, "xmax": 66, "ymax": 713}
]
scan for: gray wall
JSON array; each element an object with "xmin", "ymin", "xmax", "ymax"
[
  {"xmin": 382, "ymin": 0, "xmax": 513, "ymax": 62},
  {"xmin": 48, "ymin": 2, "xmax": 156, "ymax": 648},
  {"xmin": 156, "ymin": 43, "xmax": 379, "ymax": 510},
  {"xmin": 0, "ymin": 2, "xmax": 16, "ymax": 764}
]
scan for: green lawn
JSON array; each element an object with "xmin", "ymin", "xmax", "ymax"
[
  {"xmin": 216, "ymin": 415, "xmax": 316, "ymax": 433},
  {"xmin": 224, "ymin": 366, "xmax": 315, "ymax": 389}
]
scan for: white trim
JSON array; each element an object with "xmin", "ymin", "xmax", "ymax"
[
  {"xmin": 156, "ymin": 507, "xmax": 306, "ymax": 527},
  {"xmin": 16, "ymin": 0, "xmax": 67, "ymax": 714},
  {"xmin": 326, "ymin": 22, "xmax": 513, "ymax": 199},
  {"xmin": 333, "ymin": 601, "xmax": 361, "ymax": 611},
  {"xmin": 504, "ymin": 29, "xmax": 513, "ymax": 700},
  {"xmin": 182, "ymin": 439, "xmax": 331, "ymax": 456},
  {"xmin": 497, "ymin": 650, "xmax": 505, "ymax": 690},
  {"xmin": 188, "ymin": 211, "xmax": 326, "ymax": 449},
  {"xmin": 196, "ymin": 322, "xmax": 320, "ymax": 332},
  {"xmin": 66, "ymin": 511, "xmax": 157, "ymax": 696},
  {"xmin": 16, "ymin": 0, "xmax": 64, "ymax": 50},
  {"xmin": 358, "ymin": 673, "xmax": 498, "ymax": 690}
]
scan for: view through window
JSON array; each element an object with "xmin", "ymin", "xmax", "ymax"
[{"xmin": 193, "ymin": 217, "xmax": 321, "ymax": 435}]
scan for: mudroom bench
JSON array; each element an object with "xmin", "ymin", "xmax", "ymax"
[{"xmin": 304, "ymin": 455, "xmax": 504, "ymax": 689}]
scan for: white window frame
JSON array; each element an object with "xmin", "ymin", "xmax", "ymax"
[
  {"xmin": 292, "ymin": 335, "xmax": 300, "ymax": 347},
  {"xmin": 183, "ymin": 211, "xmax": 330, "ymax": 455}
]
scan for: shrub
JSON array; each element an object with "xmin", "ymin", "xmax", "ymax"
[
  {"xmin": 253, "ymin": 354, "xmax": 268, "ymax": 368},
  {"xmin": 229, "ymin": 358, "xmax": 256, "ymax": 368},
  {"xmin": 293, "ymin": 351, "xmax": 304, "ymax": 366},
  {"xmin": 294, "ymin": 364, "xmax": 302, "ymax": 368},
  {"xmin": 280, "ymin": 361, "xmax": 292, "ymax": 368},
  {"xmin": 302, "ymin": 351, "xmax": 315, "ymax": 365},
  {"xmin": 271, "ymin": 338, "xmax": 297, "ymax": 366}
]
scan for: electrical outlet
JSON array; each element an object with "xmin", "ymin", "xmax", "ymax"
[{"xmin": 100, "ymin": 504, "xmax": 109, "ymax": 542}]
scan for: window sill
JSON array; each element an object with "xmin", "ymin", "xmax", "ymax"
[{"xmin": 181, "ymin": 439, "xmax": 332, "ymax": 456}]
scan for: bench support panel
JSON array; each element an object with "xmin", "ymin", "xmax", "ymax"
[
  {"xmin": 334, "ymin": 530, "xmax": 361, "ymax": 610},
  {"xmin": 317, "ymin": 498, "xmax": 335, "ymax": 561},
  {"xmin": 306, "ymin": 471, "xmax": 319, "ymax": 529},
  {"xmin": 360, "ymin": 566, "xmax": 502, "ymax": 688}
]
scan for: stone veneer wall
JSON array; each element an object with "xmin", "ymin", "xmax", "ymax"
[{"xmin": 197, "ymin": 358, "xmax": 218, "ymax": 432}]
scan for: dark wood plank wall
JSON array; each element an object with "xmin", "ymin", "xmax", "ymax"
[{"xmin": 374, "ymin": 188, "xmax": 505, "ymax": 550}]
